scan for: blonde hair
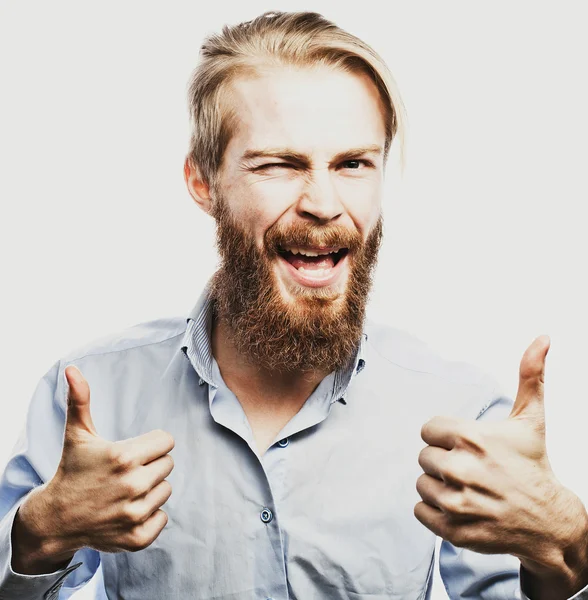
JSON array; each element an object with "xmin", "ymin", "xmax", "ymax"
[{"xmin": 186, "ymin": 11, "xmax": 407, "ymax": 186}]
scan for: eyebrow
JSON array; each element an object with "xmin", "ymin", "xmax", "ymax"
[{"xmin": 241, "ymin": 145, "xmax": 384, "ymax": 166}]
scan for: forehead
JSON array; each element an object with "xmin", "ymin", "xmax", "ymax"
[{"xmin": 224, "ymin": 65, "xmax": 387, "ymax": 157}]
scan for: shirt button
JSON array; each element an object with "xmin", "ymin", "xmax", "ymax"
[
  {"xmin": 277, "ymin": 437, "xmax": 289, "ymax": 447},
  {"xmin": 260, "ymin": 508, "xmax": 273, "ymax": 523}
]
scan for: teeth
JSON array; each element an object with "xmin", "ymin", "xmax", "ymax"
[{"xmin": 284, "ymin": 247, "xmax": 339, "ymax": 257}]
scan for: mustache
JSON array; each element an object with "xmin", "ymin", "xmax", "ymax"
[{"xmin": 264, "ymin": 222, "xmax": 363, "ymax": 255}]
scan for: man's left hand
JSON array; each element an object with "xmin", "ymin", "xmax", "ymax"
[{"xmin": 414, "ymin": 335, "xmax": 588, "ymax": 599}]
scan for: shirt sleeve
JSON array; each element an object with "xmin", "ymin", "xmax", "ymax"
[
  {"xmin": 439, "ymin": 388, "xmax": 588, "ymax": 600},
  {"xmin": 0, "ymin": 361, "xmax": 100, "ymax": 600}
]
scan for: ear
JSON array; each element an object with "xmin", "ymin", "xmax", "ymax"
[{"xmin": 184, "ymin": 157, "xmax": 212, "ymax": 214}]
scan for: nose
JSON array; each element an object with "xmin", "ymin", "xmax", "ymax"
[{"xmin": 296, "ymin": 168, "xmax": 344, "ymax": 223}]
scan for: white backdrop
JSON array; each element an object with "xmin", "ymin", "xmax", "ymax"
[{"xmin": 1, "ymin": 2, "xmax": 587, "ymax": 599}]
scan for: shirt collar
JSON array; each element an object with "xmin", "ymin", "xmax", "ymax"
[
  {"xmin": 181, "ymin": 280, "xmax": 216, "ymax": 387},
  {"xmin": 181, "ymin": 281, "xmax": 367, "ymax": 404}
]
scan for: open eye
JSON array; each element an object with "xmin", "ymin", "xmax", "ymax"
[{"xmin": 339, "ymin": 159, "xmax": 372, "ymax": 170}]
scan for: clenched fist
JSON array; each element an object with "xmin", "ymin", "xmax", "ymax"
[
  {"xmin": 414, "ymin": 335, "xmax": 588, "ymax": 599},
  {"xmin": 13, "ymin": 365, "xmax": 175, "ymax": 572}
]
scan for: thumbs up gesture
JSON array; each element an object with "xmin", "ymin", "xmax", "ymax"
[
  {"xmin": 414, "ymin": 336, "xmax": 588, "ymax": 598},
  {"xmin": 15, "ymin": 365, "xmax": 175, "ymax": 570}
]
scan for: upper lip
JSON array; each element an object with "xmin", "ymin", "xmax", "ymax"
[{"xmin": 278, "ymin": 245, "xmax": 346, "ymax": 257}]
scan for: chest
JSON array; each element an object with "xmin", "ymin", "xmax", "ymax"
[
  {"xmin": 100, "ymin": 390, "xmax": 436, "ymax": 600},
  {"xmin": 95, "ymin": 353, "xmax": 489, "ymax": 600}
]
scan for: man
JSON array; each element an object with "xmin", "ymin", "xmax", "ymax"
[{"xmin": 0, "ymin": 10, "xmax": 586, "ymax": 600}]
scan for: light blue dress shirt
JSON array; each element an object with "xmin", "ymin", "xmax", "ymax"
[{"xmin": 1, "ymin": 282, "xmax": 587, "ymax": 600}]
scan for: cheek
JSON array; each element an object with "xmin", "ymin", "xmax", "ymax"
[
  {"xmin": 335, "ymin": 178, "xmax": 382, "ymax": 234},
  {"xmin": 223, "ymin": 183, "xmax": 296, "ymax": 249},
  {"xmin": 234, "ymin": 178, "xmax": 304, "ymax": 233},
  {"xmin": 251, "ymin": 176, "xmax": 306, "ymax": 207}
]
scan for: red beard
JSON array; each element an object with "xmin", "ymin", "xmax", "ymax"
[{"xmin": 209, "ymin": 195, "xmax": 383, "ymax": 374}]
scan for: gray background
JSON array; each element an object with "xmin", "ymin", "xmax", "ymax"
[{"xmin": 1, "ymin": 2, "xmax": 586, "ymax": 598}]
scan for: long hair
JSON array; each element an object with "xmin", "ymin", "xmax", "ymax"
[{"xmin": 186, "ymin": 11, "xmax": 407, "ymax": 186}]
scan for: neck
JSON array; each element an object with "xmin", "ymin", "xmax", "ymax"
[{"xmin": 211, "ymin": 314, "xmax": 330, "ymax": 408}]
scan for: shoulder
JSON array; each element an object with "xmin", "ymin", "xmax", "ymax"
[
  {"xmin": 363, "ymin": 317, "xmax": 498, "ymax": 392},
  {"xmin": 60, "ymin": 316, "xmax": 188, "ymax": 364},
  {"xmin": 47, "ymin": 316, "xmax": 189, "ymax": 420}
]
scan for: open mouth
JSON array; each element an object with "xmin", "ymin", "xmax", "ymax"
[
  {"xmin": 277, "ymin": 245, "xmax": 349, "ymax": 272},
  {"xmin": 276, "ymin": 245, "xmax": 350, "ymax": 287}
]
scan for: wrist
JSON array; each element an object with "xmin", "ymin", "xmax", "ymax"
[
  {"xmin": 11, "ymin": 484, "xmax": 79, "ymax": 574},
  {"xmin": 519, "ymin": 488, "xmax": 588, "ymax": 598}
]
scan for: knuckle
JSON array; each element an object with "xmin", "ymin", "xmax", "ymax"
[
  {"xmin": 121, "ymin": 477, "xmax": 145, "ymax": 498},
  {"xmin": 125, "ymin": 512, "xmax": 166, "ymax": 551},
  {"xmin": 444, "ymin": 457, "xmax": 473, "ymax": 485},
  {"xmin": 108, "ymin": 447, "xmax": 135, "ymax": 471},
  {"xmin": 152, "ymin": 481, "xmax": 172, "ymax": 508},
  {"xmin": 436, "ymin": 455, "xmax": 453, "ymax": 480},
  {"xmin": 121, "ymin": 503, "xmax": 146, "ymax": 525},
  {"xmin": 125, "ymin": 529, "xmax": 151, "ymax": 552},
  {"xmin": 442, "ymin": 492, "xmax": 468, "ymax": 516},
  {"xmin": 454, "ymin": 429, "xmax": 486, "ymax": 455}
]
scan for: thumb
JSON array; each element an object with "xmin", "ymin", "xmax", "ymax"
[
  {"xmin": 509, "ymin": 334, "xmax": 550, "ymax": 424},
  {"xmin": 64, "ymin": 365, "xmax": 99, "ymax": 437}
]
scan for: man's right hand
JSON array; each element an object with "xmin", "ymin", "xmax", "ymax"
[{"xmin": 12, "ymin": 365, "xmax": 175, "ymax": 573}]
